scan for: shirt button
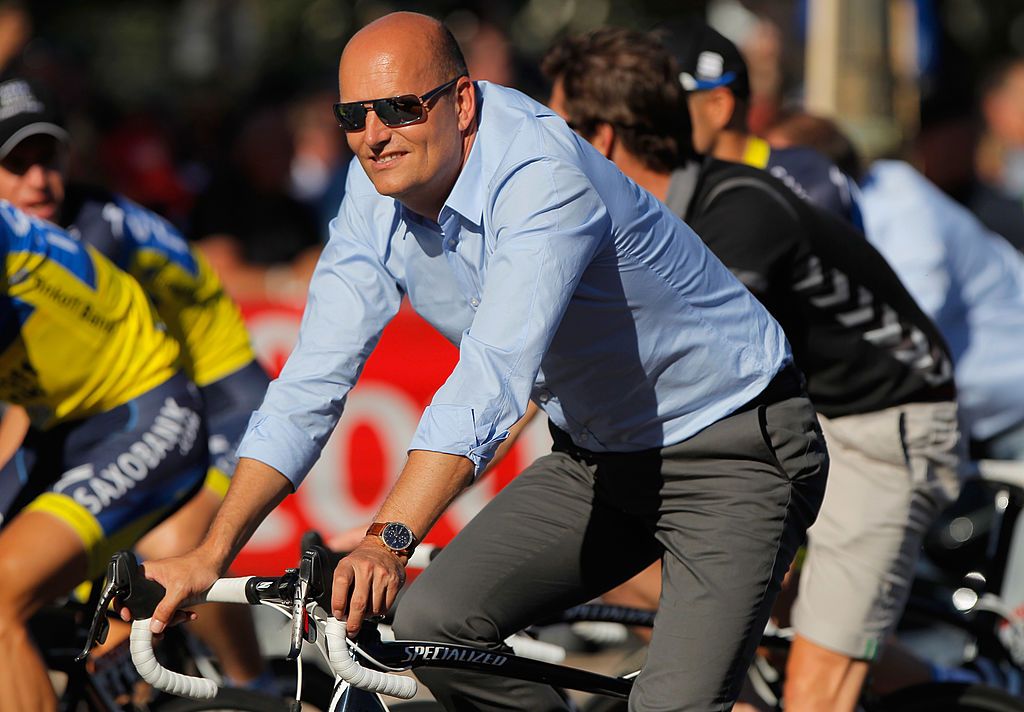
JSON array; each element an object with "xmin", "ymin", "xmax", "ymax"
[
  {"xmin": 469, "ymin": 297, "xmax": 480, "ymax": 307},
  {"xmin": 578, "ymin": 432, "xmax": 589, "ymax": 442},
  {"xmin": 537, "ymin": 392, "xmax": 550, "ymax": 403}
]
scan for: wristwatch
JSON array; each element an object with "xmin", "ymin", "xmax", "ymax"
[{"xmin": 366, "ymin": 521, "xmax": 418, "ymax": 558}]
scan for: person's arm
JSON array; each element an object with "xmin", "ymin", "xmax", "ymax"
[
  {"xmin": 484, "ymin": 400, "xmax": 539, "ymax": 474},
  {"xmin": 0, "ymin": 404, "xmax": 29, "ymax": 469},
  {"xmin": 332, "ymin": 450, "xmax": 474, "ymax": 635},
  {"xmin": 332, "ymin": 156, "xmax": 610, "ymax": 635},
  {"xmin": 325, "ymin": 402, "xmax": 539, "ymax": 552},
  {"xmin": 137, "ymin": 188, "xmax": 403, "ymax": 632},
  {"xmin": 142, "ymin": 457, "xmax": 292, "ymax": 633}
]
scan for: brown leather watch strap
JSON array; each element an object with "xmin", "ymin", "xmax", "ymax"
[{"xmin": 365, "ymin": 521, "xmax": 417, "ymax": 557}]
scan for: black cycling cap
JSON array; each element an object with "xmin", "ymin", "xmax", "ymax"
[
  {"xmin": 673, "ymin": 22, "xmax": 751, "ymax": 101},
  {"xmin": 0, "ymin": 78, "xmax": 68, "ymax": 159}
]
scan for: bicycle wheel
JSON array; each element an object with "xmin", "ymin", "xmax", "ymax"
[
  {"xmin": 157, "ymin": 687, "xmax": 287, "ymax": 712},
  {"xmin": 875, "ymin": 682, "xmax": 1024, "ymax": 711}
]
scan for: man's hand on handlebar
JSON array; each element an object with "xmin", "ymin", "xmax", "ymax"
[
  {"xmin": 331, "ymin": 537, "xmax": 406, "ymax": 638},
  {"xmin": 117, "ymin": 551, "xmax": 219, "ymax": 634}
]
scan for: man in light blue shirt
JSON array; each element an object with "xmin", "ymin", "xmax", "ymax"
[
  {"xmin": 138, "ymin": 12, "xmax": 827, "ymax": 710},
  {"xmin": 768, "ymin": 113, "xmax": 1024, "ymax": 460},
  {"xmin": 858, "ymin": 159, "xmax": 1024, "ymax": 459}
]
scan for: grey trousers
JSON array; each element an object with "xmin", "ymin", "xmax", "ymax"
[{"xmin": 393, "ymin": 377, "xmax": 828, "ymax": 711}]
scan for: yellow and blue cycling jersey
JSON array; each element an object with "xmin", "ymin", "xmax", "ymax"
[
  {"xmin": 63, "ymin": 187, "xmax": 269, "ymax": 491},
  {"xmin": 64, "ymin": 185, "xmax": 255, "ymax": 388},
  {"xmin": 0, "ymin": 201, "xmax": 208, "ymax": 575},
  {"xmin": 0, "ymin": 200, "xmax": 181, "ymax": 429},
  {"xmin": 0, "ymin": 372, "xmax": 208, "ymax": 576}
]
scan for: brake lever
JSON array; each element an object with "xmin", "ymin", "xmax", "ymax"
[
  {"xmin": 75, "ymin": 553, "xmax": 129, "ymax": 662},
  {"xmin": 287, "ymin": 574, "xmax": 310, "ymax": 660},
  {"xmin": 286, "ymin": 548, "xmax": 320, "ymax": 659}
]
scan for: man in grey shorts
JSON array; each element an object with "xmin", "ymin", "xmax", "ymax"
[
  {"xmin": 134, "ymin": 12, "xmax": 828, "ymax": 711},
  {"xmin": 544, "ymin": 28, "xmax": 963, "ymax": 712}
]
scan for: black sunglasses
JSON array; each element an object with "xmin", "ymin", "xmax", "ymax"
[{"xmin": 333, "ymin": 75, "xmax": 465, "ymax": 131}]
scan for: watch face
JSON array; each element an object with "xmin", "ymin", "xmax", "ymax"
[{"xmin": 381, "ymin": 522, "xmax": 413, "ymax": 551}]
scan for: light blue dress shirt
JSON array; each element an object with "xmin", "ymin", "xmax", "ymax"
[
  {"xmin": 238, "ymin": 81, "xmax": 790, "ymax": 486},
  {"xmin": 859, "ymin": 160, "xmax": 1024, "ymax": 441}
]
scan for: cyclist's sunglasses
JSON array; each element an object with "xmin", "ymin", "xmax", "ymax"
[{"xmin": 333, "ymin": 75, "xmax": 465, "ymax": 132}]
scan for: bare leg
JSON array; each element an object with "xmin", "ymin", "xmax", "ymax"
[
  {"xmin": 0, "ymin": 510, "xmax": 90, "ymax": 712},
  {"xmin": 135, "ymin": 485, "xmax": 265, "ymax": 684},
  {"xmin": 784, "ymin": 634, "xmax": 869, "ymax": 712}
]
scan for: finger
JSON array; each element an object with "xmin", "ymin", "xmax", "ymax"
[
  {"xmin": 384, "ymin": 570, "xmax": 404, "ymax": 613},
  {"xmin": 345, "ymin": 568, "xmax": 371, "ymax": 637},
  {"xmin": 113, "ymin": 596, "xmax": 132, "ymax": 622},
  {"xmin": 371, "ymin": 575, "xmax": 387, "ymax": 617},
  {"xmin": 151, "ymin": 589, "xmax": 188, "ymax": 634},
  {"xmin": 331, "ymin": 563, "xmax": 354, "ymax": 620}
]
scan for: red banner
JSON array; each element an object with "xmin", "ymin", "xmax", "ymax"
[{"xmin": 232, "ymin": 301, "xmax": 550, "ymax": 574}]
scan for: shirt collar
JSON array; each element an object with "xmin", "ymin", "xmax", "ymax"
[{"xmin": 440, "ymin": 83, "xmax": 486, "ymax": 228}]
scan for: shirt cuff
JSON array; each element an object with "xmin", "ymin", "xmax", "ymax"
[
  {"xmin": 236, "ymin": 411, "xmax": 322, "ymax": 488},
  {"xmin": 408, "ymin": 404, "xmax": 509, "ymax": 477}
]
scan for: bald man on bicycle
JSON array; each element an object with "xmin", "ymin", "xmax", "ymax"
[{"xmin": 136, "ymin": 12, "xmax": 828, "ymax": 711}]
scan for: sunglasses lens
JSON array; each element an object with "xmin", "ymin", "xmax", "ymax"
[
  {"xmin": 376, "ymin": 96, "xmax": 424, "ymax": 127},
  {"xmin": 334, "ymin": 102, "xmax": 367, "ymax": 130}
]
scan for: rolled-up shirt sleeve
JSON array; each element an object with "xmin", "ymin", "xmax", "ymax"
[
  {"xmin": 237, "ymin": 196, "xmax": 402, "ymax": 487},
  {"xmin": 408, "ymin": 157, "xmax": 609, "ymax": 474}
]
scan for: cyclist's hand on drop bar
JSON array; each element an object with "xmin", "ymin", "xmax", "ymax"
[
  {"xmin": 117, "ymin": 551, "xmax": 218, "ymax": 634},
  {"xmin": 332, "ymin": 537, "xmax": 406, "ymax": 638}
]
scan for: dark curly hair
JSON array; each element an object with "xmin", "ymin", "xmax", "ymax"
[{"xmin": 542, "ymin": 27, "xmax": 696, "ymax": 173}]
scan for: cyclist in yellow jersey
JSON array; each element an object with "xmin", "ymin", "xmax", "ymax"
[
  {"xmin": 0, "ymin": 78, "xmax": 274, "ymax": 692},
  {"xmin": 0, "ymin": 199, "xmax": 208, "ymax": 712}
]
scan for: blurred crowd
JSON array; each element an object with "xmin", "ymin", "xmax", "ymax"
[
  {"xmin": 8, "ymin": 0, "xmax": 1024, "ymax": 299},
  {"xmin": 0, "ymin": 0, "xmax": 547, "ymax": 306}
]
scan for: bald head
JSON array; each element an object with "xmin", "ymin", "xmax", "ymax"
[
  {"xmin": 336, "ymin": 11, "xmax": 477, "ymax": 221},
  {"xmin": 341, "ymin": 12, "xmax": 467, "ymax": 99}
]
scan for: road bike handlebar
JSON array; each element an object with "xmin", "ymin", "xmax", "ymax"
[
  {"xmin": 324, "ymin": 619, "xmax": 418, "ymax": 698},
  {"xmin": 98, "ymin": 550, "xmax": 419, "ymax": 702}
]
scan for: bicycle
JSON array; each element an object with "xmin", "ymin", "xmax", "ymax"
[
  {"xmin": 719, "ymin": 458, "xmax": 1024, "ymax": 712},
  {"xmin": 894, "ymin": 459, "xmax": 1024, "ymax": 688},
  {"xmin": 81, "ymin": 545, "xmax": 1024, "ymax": 712},
  {"xmin": 30, "ymin": 567, "xmax": 284, "ymax": 712}
]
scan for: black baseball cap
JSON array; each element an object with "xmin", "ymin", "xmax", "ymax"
[
  {"xmin": 0, "ymin": 78, "xmax": 68, "ymax": 159},
  {"xmin": 674, "ymin": 23, "xmax": 750, "ymax": 101}
]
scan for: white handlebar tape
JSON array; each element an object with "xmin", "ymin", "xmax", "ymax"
[
  {"xmin": 130, "ymin": 619, "xmax": 218, "ymax": 699},
  {"xmin": 505, "ymin": 633, "xmax": 566, "ymax": 663},
  {"xmin": 325, "ymin": 618, "xmax": 417, "ymax": 699},
  {"xmin": 407, "ymin": 544, "xmax": 436, "ymax": 569},
  {"xmin": 203, "ymin": 577, "xmax": 253, "ymax": 604}
]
